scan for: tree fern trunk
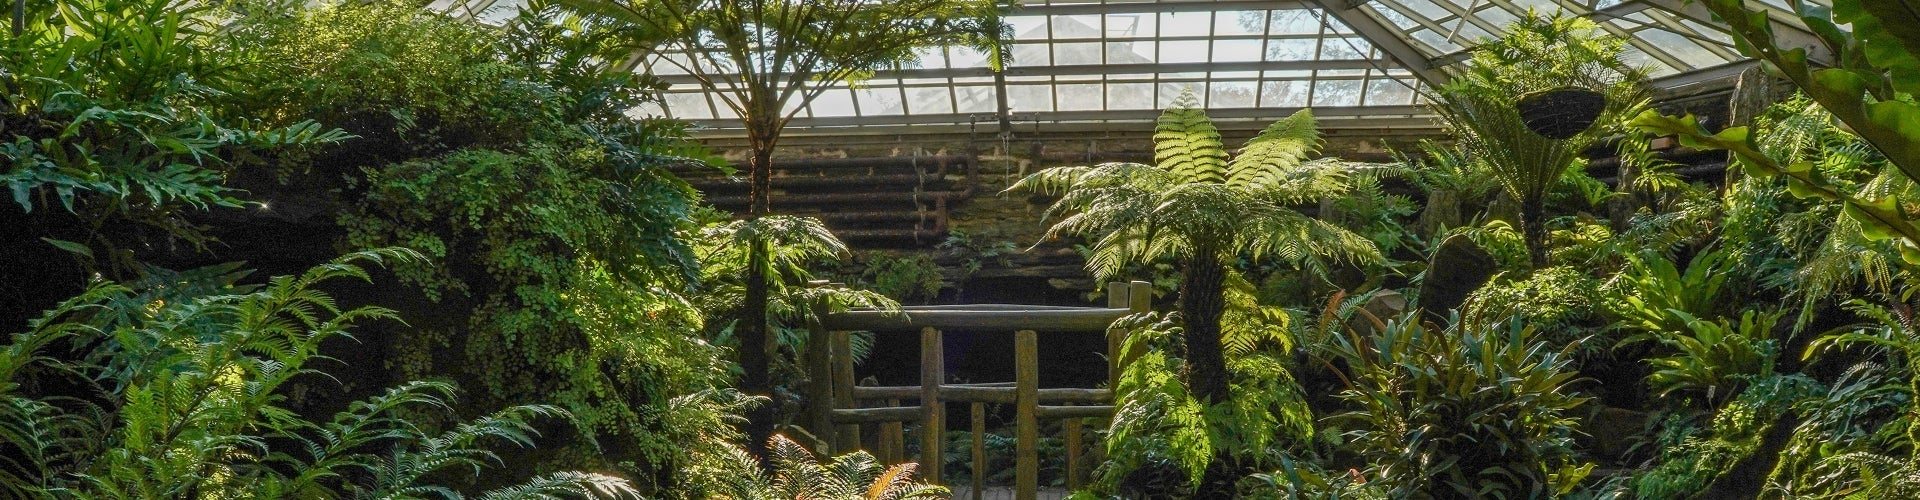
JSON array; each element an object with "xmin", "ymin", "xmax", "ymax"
[
  {"xmin": 1521, "ymin": 195, "xmax": 1548, "ymax": 269},
  {"xmin": 741, "ymin": 135, "xmax": 776, "ymax": 460},
  {"xmin": 1180, "ymin": 251, "xmax": 1229, "ymax": 403}
]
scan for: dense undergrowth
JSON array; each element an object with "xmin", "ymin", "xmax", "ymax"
[{"xmin": 9, "ymin": 0, "xmax": 1920, "ymax": 498}]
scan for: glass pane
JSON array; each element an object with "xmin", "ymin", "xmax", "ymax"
[
  {"xmin": 1161, "ymin": 40, "xmax": 1208, "ymax": 63},
  {"xmin": 1268, "ymin": 10, "xmax": 1320, "ymax": 35},
  {"xmin": 1159, "ymin": 12, "xmax": 1210, "ymax": 37},
  {"xmin": 908, "ymin": 47, "xmax": 946, "ymax": 70},
  {"xmin": 1009, "ymin": 15, "xmax": 1049, "ymax": 40},
  {"xmin": 1215, "ymin": 11, "xmax": 1265, "ymax": 36},
  {"xmin": 1636, "ymin": 29, "xmax": 1727, "ymax": 68},
  {"xmin": 1213, "ymin": 39, "xmax": 1263, "ymax": 62},
  {"xmin": 908, "ymin": 87, "xmax": 954, "ymax": 115},
  {"xmin": 1108, "ymin": 83, "xmax": 1155, "ymax": 110},
  {"xmin": 954, "ymin": 85, "xmax": 997, "ymax": 113},
  {"xmin": 1363, "ymin": 78, "xmax": 1417, "ymax": 106},
  {"xmin": 1320, "ymin": 37, "xmax": 1372, "ymax": 60},
  {"xmin": 1055, "ymin": 42, "xmax": 1104, "ymax": 65},
  {"xmin": 856, "ymin": 87, "xmax": 904, "ymax": 116},
  {"xmin": 950, "ymin": 46, "xmax": 991, "ymax": 68},
  {"xmin": 1159, "ymin": 83, "xmax": 1201, "ymax": 108},
  {"xmin": 1210, "ymin": 81, "xmax": 1257, "ymax": 108},
  {"xmin": 1108, "ymin": 41, "xmax": 1155, "ymax": 63},
  {"xmin": 663, "ymin": 92, "xmax": 711, "ymax": 119},
  {"xmin": 1313, "ymin": 79, "xmax": 1364, "ymax": 107},
  {"xmin": 1058, "ymin": 83, "xmax": 1103, "ymax": 111},
  {"xmin": 1107, "ymin": 13, "xmax": 1154, "ymax": 38},
  {"xmin": 809, "ymin": 89, "xmax": 858, "ymax": 117},
  {"xmin": 1008, "ymin": 84, "xmax": 1054, "ymax": 112},
  {"xmin": 1260, "ymin": 80, "xmax": 1310, "ymax": 107},
  {"xmin": 1052, "ymin": 15, "xmax": 1102, "ymax": 39},
  {"xmin": 1266, "ymin": 38, "xmax": 1317, "ymax": 61},
  {"xmin": 1009, "ymin": 43, "xmax": 1051, "ymax": 65}
]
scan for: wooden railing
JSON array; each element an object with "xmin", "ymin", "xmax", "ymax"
[{"xmin": 805, "ymin": 281, "xmax": 1152, "ymax": 500}]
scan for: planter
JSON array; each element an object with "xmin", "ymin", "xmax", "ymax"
[{"xmin": 1515, "ymin": 87, "xmax": 1608, "ymax": 139}]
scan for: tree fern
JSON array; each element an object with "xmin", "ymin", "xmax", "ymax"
[
  {"xmin": 1009, "ymin": 89, "xmax": 1380, "ymax": 404},
  {"xmin": 0, "ymin": 250, "xmax": 642, "ymax": 498}
]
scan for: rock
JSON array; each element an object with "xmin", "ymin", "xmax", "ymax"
[{"xmin": 1419, "ymin": 234, "xmax": 1497, "ymax": 325}]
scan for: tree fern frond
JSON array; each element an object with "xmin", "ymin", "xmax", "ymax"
[
  {"xmin": 478, "ymin": 471, "xmax": 639, "ymax": 500},
  {"xmin": 1226, "ymin": 108, "xmax": 1320, "ymax": 190},
  {"xmin": 1154, "ymin": 91, "xmax": 1229, "ymax": 185}
]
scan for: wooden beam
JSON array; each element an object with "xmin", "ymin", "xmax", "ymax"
[
  {"xmin": 1035, "ymin": 405, "xmax": 1118, "ymax": 419},
  {"xmin": 970, "ymin": 402, "xmax": 986, "ymax": 500},
  {"xmin": 1106, "ymin": 282, "xmax": 1128, "ymax": 390},
  {"xmin": 832, "ymin": 331, "xmax": 860, "ymax": 453},
  {"xmin": 920, "ymin": 327, "xmax": 945, "ymax": 483},
  {"xmin": 805, "ymin": 297, "xmax": 835, "ymax": 452},
  {"xmin": 1014, "ymin": 329, "xmax": 1039, "ymax": 500},
  {"xmin": 854, "ymin": 385, "xmax": 1110, "ymax": 404},
  {"xmin": 824, "ymin": 307, "xmax": 1134, "ymax": 332},
  {"xmin": 831, "ymin": 407, "xmax": 923, "ymax": 424},
  {"xmin": 1312, "ymin": 0, "xmax": 1452, "ymax": 88}
]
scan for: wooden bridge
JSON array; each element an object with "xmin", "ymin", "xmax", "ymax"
[{"xmin": 803, "ymin": 281, "xmax": 1153, "ymax": 500}]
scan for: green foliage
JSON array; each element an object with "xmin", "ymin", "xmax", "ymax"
[
  {"xmin": 231, "ymin": 2, "xmax": 736, "ymax": 487},
  {"xmin": 859, "ymin": 253, "xmax": 945, "ymax": 304},
  {"xmin": 1653, "ymin": 2, "xmax": 1920, "ymax": 267},
  {"xmin": 1611, "ymin": 248, "xmax": 1740, "ymax": 336},
  {"xmin": 687, "ymin": 434, "xmax": 947, "ymax": 500},
  {"xmin": 1010, "ymin": 93, "xmax": 1381, "ymax": 280},
  {"xmin": 1429, "ymin": 12, "xmax": 1646, "ymax": 267},
  {"xmin": 0, "ymin": 250, "xmax": 635, "ymax": 498},
  {"xmin": 1325, "ymin": 315, "xmax": 1593, "ymax": 499},
  {"xmin": 1461, "ymin": 266, "xmax": 1611, "ymax": 351},
  {"xmin": 1633, "ymin": 375, "xmax": 1822, "ymax": 499},
  {"xmin": 1446, "ymin": 220, "xmax": 1531, "ymax": 272},
  {"xmin": 0, "ymin": 0, "xmax": 349, "ymax": 271},
  {"xmin": 1643, "ymin": 310, "xmax": 1783, "ymax": 406}
]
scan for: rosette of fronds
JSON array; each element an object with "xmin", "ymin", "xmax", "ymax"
[
  {"xmin": 1325, "ymin": 314, "xmax": 1592, "ymax": 499},
  {"xmin": 1010, "ymin": 90, "xmax": 1378, "ymax": 403},
  {"xmin": 1428, "ymin": 12, "xmax": 1648, "ymax": 267}
]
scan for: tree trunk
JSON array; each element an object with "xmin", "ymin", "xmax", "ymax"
[
  {"xmin": 1179, "ymin": 251, "xmax": 1230, "ymax": 403},
  {"xmin": 740, "ymin": 137, "xmax": 777, "ymax": 459},
  {"xmin": 1520, "ymin": 194, "xmax": 1548, "ymax": 270}
]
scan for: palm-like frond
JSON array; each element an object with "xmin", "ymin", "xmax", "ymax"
[
  {"xmin": 1153, "ymin": 92, "xmax": 1230, "ymax": 185},
  {"xmin": 1227, "ymin": 109, "xmax": 1320, "ymax": 191},
  {"xmin": 1008, "ymin": 90, "xmax": 1382, "ymax": 279}
]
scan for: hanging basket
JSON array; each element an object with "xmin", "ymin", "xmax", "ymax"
[{"xmin": 1515, "ymin": 88, "xmax": 1608, "ymax": 140}]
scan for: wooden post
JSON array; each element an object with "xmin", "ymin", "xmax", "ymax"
[
  {"xmin": 1065, "ymin": 416, "xmax": 1083, "ymax": 489},
  {"xmin": 1105, "ymin": 281, "xmax": 1128, "ymax": 390},
  {"xmin": 920, "ymin": 327, "xmax": 944, "ymax": 483},
  {"xmin": 971, "ymin": 402, "xmax": 986, "ymax": 500},
  {"xmin": 806, "ymin": 296, "xmax": 835, "ymax": 452},
  {"xmin": 831, "ymin": 331, "xmax": 859, "ymax": 453},
  {"xmin": 1015, "ymin": 329, "xmax": 1039, "ymax": 500},
  {"xmin": 1120, "ymin": 281, "xmax": 1152, "ymax": 374},
  {"xmin": 881, "ymin": 398, "xmax": 904, "ymax": 463}
]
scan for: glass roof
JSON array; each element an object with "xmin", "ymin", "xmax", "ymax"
[{"xmin": 431, "ymin": 0, "xmax": 1831, "ymax": 136}]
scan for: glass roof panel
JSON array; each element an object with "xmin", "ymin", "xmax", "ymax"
[{"xmin": 542, "ymin": 0, "xmax": 1836, "ymax": 134}]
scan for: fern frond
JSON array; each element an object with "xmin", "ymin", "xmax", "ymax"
[
  {"xmin": 1226, "ymin": 108, "xmax": 1319, "ymax": 190},
  {"xmin": 1154, "ymin": 91, "xmax": 1229, "ymax": 185}
]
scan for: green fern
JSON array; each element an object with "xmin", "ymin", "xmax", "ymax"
[{"xmin": 0, "ymin": 250, "xmax": 640, "ymax": 498}]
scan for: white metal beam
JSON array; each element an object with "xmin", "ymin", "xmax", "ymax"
[{"xmin": 1311, "ymin": 0, "xmax": 1452, "ymax": 88}]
